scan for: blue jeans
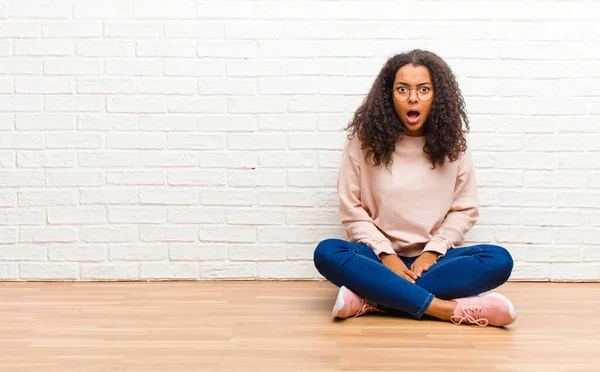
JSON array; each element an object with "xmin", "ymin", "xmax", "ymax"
[{"xmin": 313, "ymin": 239, "xmax": 514, "ymax": 319}]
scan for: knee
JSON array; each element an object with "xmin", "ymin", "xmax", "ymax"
[
  {"xmin": 313, "ymin": 238, "xmax": 343, "ymax": 265},
  {"xmin": 481, "ymin": 244, "xmax": 514, "ymax": 280}
]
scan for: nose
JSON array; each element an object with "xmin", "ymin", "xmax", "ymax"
[{"xmin": 408, "ymin": 89, "xmax": 418, "ymax": 103}]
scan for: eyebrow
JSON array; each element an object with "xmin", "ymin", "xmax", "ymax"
[{"xmin": 395, "ymin": 81, "xmax": 432, "ymax": 86}]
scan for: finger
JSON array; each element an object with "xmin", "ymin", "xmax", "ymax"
[
  {"xmin": 399, "ymin": 271, "xmax": 415, "ymax": 284},
  {"xmin": 422, "ymin": 265, "xmax": 429, "ymax": 272},
  {"xmin": 405, "ymin": 268, "xmax": 418, "ymax": 280},
  {"xmin": 415, "ymin": 267, "xmax": 423, "ymax": 277}
]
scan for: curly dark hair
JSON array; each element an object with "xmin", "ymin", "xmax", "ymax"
[{"xmin": 345, "ymin": 49, "xmax": 469, "ymax": 169}]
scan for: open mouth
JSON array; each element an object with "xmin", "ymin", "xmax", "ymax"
[{"xmin": 406, "ymin": 109, "xmax": 421, "ymax": 125}]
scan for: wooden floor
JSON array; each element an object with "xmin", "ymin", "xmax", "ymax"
[{"xmin": 0, "ymin": 281, "xmax": 598, "ymax": 372}]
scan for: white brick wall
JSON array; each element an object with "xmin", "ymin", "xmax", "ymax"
[{"xmin": 1, "ymin": 0, "xmax": 599, "ymax": 282}]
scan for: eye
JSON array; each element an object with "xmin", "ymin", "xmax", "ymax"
[
  {"xmin": 397, "ymin": 87, "xmax": 408, "ymax": 93},
  {"xmin": 420, "ymin": 86, "xmax": 431, "ymax": 93}
]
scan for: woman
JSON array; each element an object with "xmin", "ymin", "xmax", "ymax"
[{"xmin": 313, "ymin": 50, "xmax": 516, "ymax": 327}]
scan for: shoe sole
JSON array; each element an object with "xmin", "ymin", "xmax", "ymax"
[
  {"xmin": 332, "ymin": 286, "xmax": 348, "ymax": 319},
  {"xmin": 486, "ymin": 292, "xmax": 517, "ymax": 323}
]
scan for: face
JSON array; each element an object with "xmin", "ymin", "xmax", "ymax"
[{"xmin": 392, "ymin": 64, "xmax": 434, "ymax": 137}]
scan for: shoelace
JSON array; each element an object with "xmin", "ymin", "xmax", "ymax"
[
  {"xmin": 354, "ymin": 302, "xmax": 384, "ymax": 317},
  {"xmin": 450, "ymin": 304, "xmax": 489, "ymax": 326}
]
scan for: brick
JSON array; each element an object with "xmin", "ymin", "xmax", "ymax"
[
  {"xmin": 551, "ymin": 263, "xmax": 600, "ymax": 282},
  {"xmin": 17, "ymin": 151, "xmax": 76, "ymax": 167},
  {"xmin": 200, "ymin": 262, "xmax": 257, "ymax": 280},
  {"xmin": 0, "ymin": 264, "xmax": 17, "ymax": 279},
  {"xmin": 525, "ymin": 171, "xmax": 585, "ymax": 189},
  {"xmin": 289, "ymin": 133, "xmax": 345, "ymax": 150},
  {"xmin": 15, "ymin": 77, "xmax": 71, "ymax": 94},
  {"xmin": 134, "ymin": 1, "xmax": 196, "ymax": 19},
  {"xmin": 258, "ymin": 152, "xmax": 316, "ymax": 168},
  {"xmin": 79, "ymin": 226, "xmax": 138, "ymax": 243},
  {"xmin": 168, "ymin": 208, "xmax": 224, "ymax": 224},
  {"xmin": 105, "ymin": 59, "xmax": 162, "ymax": 76},
  {"xmin": 105, "ymin": 22, "xmax": 163, "ymax": 38},
  {"xmin": 259, "ymin": 115, "xmax": 317, "ymax": 131},
  {"xmin": 228, "ymin": 133, "xmax": 287, "ymax": 150},
  {"xmin": 45, "ymin": 59, "xmax": 101, "ymax": 75},
  {"xmin": 288, "ymin": 170, "xmax": 338, "ymax": 187},
  {"xmin": 165, "ymin": 21, "xmax": 223, "ymax": 38},
  {"xmin": 139, "ymin": 188, "xmax": 198, "ymax": 205},
  {"xmin": 0, "ymin": 227, "xmax": 17, "ymax": 244},
  {"xmin": 228, "ymin": 97, "xmax": 286, "ymax": 114},
  {"xmin": 18, "ymin": 189, "xmax": 78, "ymax": 207},
  {"xmin": 140, "ymin": 262, "xmax": 198, "ymax": 279},
  {"xmin": 227, "ymin": 170, "xmax": 287, "ymax": 187},
  {"xmin": 0, "ymin": 21, "xmax": 39, "ymax": 37},
  {"xmin": 229, "ymin": 244, "xmax": 287, "ymax": 261},
  {"xmin": 257, "ymin": 226, "xmax": 316, "ymax": 243},
  {"xmin": 20, "ymin": 263, "xmax": 78, "ymax": 280},
  {"xmin": 168, "ymin": 133, "xmax": 223, "ymax": 150},
  {"xmin": 227, "ymin": 60, "xmax": 286, "ymax": 77},
  {"xmin": 258, "ymin": 261, "xmax": 316, "ymax": 279},
  {"xmin": 556, "ymin": 192, "xmax": 600, "ymax": 208},
  {"xmin": 107, "ymin": 171, "xmax": 165, "ymax": 186},
  {"xmin": 42, "ymin": 21, "xmax": 102, "ymax": 37},
  {"xmin": 0, "ymin": 96, "xmax": 42, "ymax": 112},
  {"xmin": 199, "ymin": 226, "xmax": 256, "ymax": 243},
  {"xmin": 10, "ymin": 2, "xmax": 70, "ymax": 19},
  {"xmin": 140, "ymin": 225, "xmax": 198, "ymax": 242},
  {"xmin": 45, "ymin": 96, "xmax": 104, "ymax": 112},
  {"xmin": 198, "ymin": 152, "xmax": 257, "ymax": 169},
  {"xmin": 106, "ymin": 133, "xmax": 166, "ymax": 149},
  {"xmin": 77, "ymin": 78, "xmax": 136, "ymax": 94},
  {"xmin": 0, "ymin": 208, "xmax": 44, "ymax": 225},
  {"xmin": 17, "ymin": 114, "xmax": 75, "ymax": 130},
  {"xmin": 107, "ymin": 96, "xmax": 167, "ymax": 113},
  {"xmin": 0, "ymin": 133, "xmax": 44, "ymax": 149},
  {"xmin": 0, "ymin": 170, "xmax": 44, "ymax": 187},
  {"xmin": 20, "ymin": 227, "xmax": 77, "ymax": 243},
  {"xmin": 49, "ymin": 246, "xmax": 105, "ymax": 262},
  {"xmin": 285, "ymin": 209, "xmax": 339, "ymax": 225},
  {"xmin": 168, "ymin": 97, "xmax": 226, "ymax": 113},
  {"xmin": 47, "ymin": 206, "xmax": 107, "ymax": 225},
  {"xmin": 164, "ymin": 60, "xmax": 223, "ymax": 77},
  {"xmin": 200, "ymin": 189, "xmax": 255, "ymax": 206},
  {"xmin": 81, "ymin": 264, "xmax": 139, "ymax": 280},
  {"xmin": 226, "ymin": 208, "xmax": 285, "ymax": 225},
  {"xmin": 109, "ymin": 244, "xmax": 168, "ymax": 261},
  {"xmin": 80, "ymin": 188, "xmax": 138, "ymax": 205},
  {"xmin": 136, "ymin": 41, "xmax": 195, "ymax": 57},
  {"xmin": 256, "ymin": 191, "xmax": 317, "ymax": 207},
  {"xmin": 495, "ymin": 227, "xmax": 552, "ymax": 244},
  {"xmin": 14, "ymin": 40, "xmax": 73, "ymax": 56},
  {"xmin": 138, "ymin": 78, "xmax": 197, "ymax": 95},
  {"xmin": 169, "ymin": 243, "xmax": 228, "ymax": 261},
  {"xmin": 139, "ymin": 115, "xmax": 195, "ymax": 132},
  {"xmin": 167, "ymin": 170, "xmax": 225, "ymax": 186},
  {"xmin": 199, "ymin": 78, "xmax": 257, "ymax": 96},
  {"xmin": 0, "ymin": 190, "xmax": 17, "ymax": 207},
  {"xmin": 73, "ymin": 2, "xmax": 132, "ymax": 19},
  {"xmin": 108, "ymin": 207, "xmax": 167, "ymax": 224},
  {"xmin": 497, "ymin": 191, "xmax": 553, "ymax": 207}
]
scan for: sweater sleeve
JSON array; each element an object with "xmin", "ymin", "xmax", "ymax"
[
  {"xmin": 337, "ymin": 138, "xmax": 396, "ymax": 257},
  {"xmin": 423, "ymin": 145, "xmax": 480, "ymax": 256}
]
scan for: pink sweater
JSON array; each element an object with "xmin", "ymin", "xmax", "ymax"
[{"xmin": 337, "ymin": 134, "xmax": 479, "ymax": 258}]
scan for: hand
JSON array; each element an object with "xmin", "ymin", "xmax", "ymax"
[
  {"xmin": 380, "ymin": 253, "xmax": 418, "ymax": 284},
  {"xmin": 410, "ymin": 251, "xmax": 441, "ymax": 278}
]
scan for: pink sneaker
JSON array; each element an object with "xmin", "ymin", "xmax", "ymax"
[
  {"xmin": 332, "ymin": 286, "xmax": 383, "ymax": 319},
  {"xmin": 451, "ymin": 293, "xmax": 517, "ymax": 327}
]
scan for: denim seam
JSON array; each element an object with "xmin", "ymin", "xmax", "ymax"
[{"xmin": 415, "ymin": 293, "xmax": 434, "ymax": 319}]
